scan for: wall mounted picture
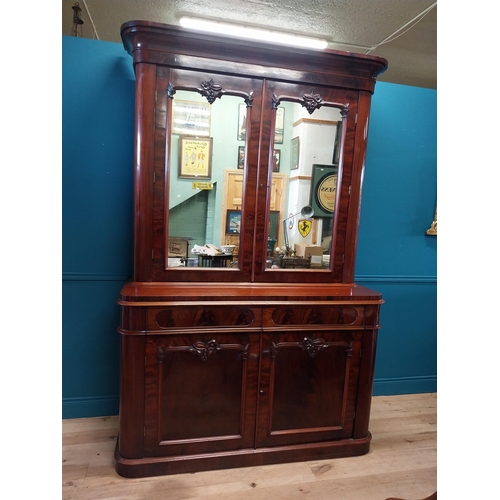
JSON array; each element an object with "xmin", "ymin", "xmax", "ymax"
[
  {"xmin": 273, "ymin": 150, "xmax": 281, "ymax": 172},
  {"xmin": 309, "ymin": 164, "xmax": 339, "ymax": 217},
  {"xmin": 274, "ymin": 107, "xmax": 285, "ymax": 144},
  {"xmin": 290, "ymin": 136, "xmax": 300, "ymax": 170},
  {"xmin": 172, "ymin": 100, "xmax": 211, "ymax": 136},
  {"xmin": 238, "ymin": 146, "xmax": 245, "ymax": 169},
  {"xmin": 226, "ymin": 210, "xmax": 242, "ymax": 234},
  {"xmin": 237, "ymin": 103, "xmax": 247, "ymax": 141},
  {"xmin": 178, "ymin": 136, "xmax": 213, "ymax": 179}
]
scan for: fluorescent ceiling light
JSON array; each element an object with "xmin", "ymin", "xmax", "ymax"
[{"xmin": 179, "ymin": 17, "xmax": 328, "ymax": 50}]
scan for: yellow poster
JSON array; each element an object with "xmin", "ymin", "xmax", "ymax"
[{"xmin": 179, "ymin": 137, "xmax": 213, "ymax": 179}]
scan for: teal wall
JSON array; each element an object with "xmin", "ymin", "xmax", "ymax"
[
  {"xmin": 62, "ymin": 37, "xmax": 135, "ymax": 418},
  {"xmin": 357, "ymin": 84, "xmax": 437, "ymax": 395},
  {"xmin": 62, "ymin": 36, "xmax": 437, "ymax": 418}
]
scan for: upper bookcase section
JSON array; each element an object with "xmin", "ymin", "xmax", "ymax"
[{"xmin": 120, "ymin": 20, "xmax": 388, "ymax": 284}]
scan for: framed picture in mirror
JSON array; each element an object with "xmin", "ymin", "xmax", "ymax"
[
  {"xmin": 268, "ymin": 210, "xmax": 280, "ymax": 240},
  {"xmin": 274, "ymin": 107, "xmax": 285, "ymax": 144},
  {"xmin": 273, "ymin": 150, "xmax": 280, "ymax": 172},
  {"xmin": 172, "ymin": 100, "xmax": 211, "ymax": 137},
  {"xmin": 291, "ymin": 136, "xmax": 300, "ymax": 170},
  {"xmin": 309, "ymin": 164, "xmax": 338, "ymax": 217},
  {"xmin": 238, "ymin": 146, "xmax": 245, "ymax": 169},
  {"xmin": 237, "ymin": 104, "xmax": 247, "ymax": 141},
  {"xmin": 178, "ymin": 136, "xmax": 213, "ymax": 179},
  {"xmin": 226, "ymin": 210, "xmax": 241, "ymax": 235}
]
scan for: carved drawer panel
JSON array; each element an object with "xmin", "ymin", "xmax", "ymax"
[
  {"xmin": 263, "ymin": 306, "xmax": 364, "ymax": 327},
  {"xmin": 147, "ymin": 306, "xmax": 259, "ymax": 330}
]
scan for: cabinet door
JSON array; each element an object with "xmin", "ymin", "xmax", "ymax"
[
  {"xmin": 256, "ymin": 329, "xmax": 362, "ymax": 447},
  {"xmin": 253, "ymin": 80, "xmax": 362, "ymax": 283},
  {"xmin": 144, "ymin": 332, "xmax": 259, "ymax": 457},
  {"xmin": 146, "ymin": 68, "xmax": 263, "ymax": 282}
]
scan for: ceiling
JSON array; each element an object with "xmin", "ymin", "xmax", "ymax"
[{"xmin": 61, "ymin": 0, "xmax": 437, "ymax": 89}]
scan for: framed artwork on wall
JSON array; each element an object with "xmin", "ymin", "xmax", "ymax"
[{"xmin": 178, "ymin": 136, "xmax": 213, "ymax": 179}]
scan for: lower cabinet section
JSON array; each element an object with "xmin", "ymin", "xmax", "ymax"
[{"xmin": 115, "ymin": 285, "xmax": 382, "ymax": 478}]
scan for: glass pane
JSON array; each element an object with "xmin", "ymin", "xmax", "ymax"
[
  {"xmin": 167, "ymin": 90, "xmax": 246, "ymax": 269},
  {"xmin": 267, "ymin": 101, "xmax": 343, "ymax": 271}
]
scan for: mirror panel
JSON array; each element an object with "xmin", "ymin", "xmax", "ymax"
[
  {"xmin": 266, "ymin": 100, "xmax": 344, "ymax": 271},
  {"xmin": 166, "ymin": 90, "xmax": 247, "ymax": 269}
]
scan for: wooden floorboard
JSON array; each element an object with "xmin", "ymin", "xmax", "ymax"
[{"xmin": 62, "ymin": 393, "xmax": 437, "ymax": 500}]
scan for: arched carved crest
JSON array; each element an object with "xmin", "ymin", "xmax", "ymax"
[
  {"xmin": 167, "ymin": 81, "xmax": 254, "ymax": 107},
  {"xmin": 199, "ymin": 79, "xmax": 224, "ymax": 104},
  {"xmin": 272, "ymin": 92, "xmax": 349, "ymax": 117}
]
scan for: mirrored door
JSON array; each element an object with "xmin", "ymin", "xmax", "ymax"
[
  {"xmin": 254, "ymin": 83, "xmax": 352, "ymax": 283},
  {"xmin": 151, "ymin": 69, "xmax": 262, "ymax": 282},
  {"xmin": 266, "ymin": 99, "xmax": 344, "ymax": 270}
]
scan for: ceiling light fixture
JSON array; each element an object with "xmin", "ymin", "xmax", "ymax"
[{"xmin": 179, "ymin": 17, "xmax": 328, "ymax": 50}]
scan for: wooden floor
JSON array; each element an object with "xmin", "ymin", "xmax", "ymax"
[{"xmin": 62, "ymin": 393, "xmax": 436, "ymax": 500}]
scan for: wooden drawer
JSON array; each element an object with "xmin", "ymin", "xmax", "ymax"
[
  {"xmin": 262, "ymin": 305, "xmax": 365, "ymax": 328},
  {"xmin": 147, "ymin": 306, "xmax": 260, "ymax": 331}
]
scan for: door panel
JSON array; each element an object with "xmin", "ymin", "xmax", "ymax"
[
  {"xmin": 256, "ymin": 329, "xmax": 362, "ymax": 447},
  {"xmin": 144, "ymin": 332, "xmax": 259, "ymax": 456}
]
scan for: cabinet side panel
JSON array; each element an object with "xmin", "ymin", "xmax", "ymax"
[
  {"xmin": 133, "ymin": 63, "xmax": 157, "ymax": 281},
  {"xmin": 353, "ymin": 328, "xmax": 378, "ymax": 438},
  {"xmin": 343, "ymin": 91, "xmax": 372, "ymax": 282},
  {"xmin": 118, "ymin": 332, "xmax": 146, "ymax": 458}
]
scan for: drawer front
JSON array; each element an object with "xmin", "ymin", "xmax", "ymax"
[
  {"xmin": 263, "ymin": 305, "xmax": 365, "ymax": 328},
  {"xmin": 147, "ymin": 306, "xmax": 260, "ymax": 331}
]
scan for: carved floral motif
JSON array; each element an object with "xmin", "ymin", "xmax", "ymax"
[
  {"xmin": 157, "ymin": 340, "xmax": 249, "ymax": 363},
  {"xmin": 199, "ymin": 79, "xmax": 224, "ymax": 104},
  {"xmin": 301, "ymin": 91, "xmax": 325, "ymax": 114}
]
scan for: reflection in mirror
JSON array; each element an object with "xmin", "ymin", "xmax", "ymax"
[
  {"xmin": 167, "ymin": 90, "xmax": 246, "ymax": 269},
  {"xmin": 267, "ymin": 101, "xmax": 343, "ymax": 271}
]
